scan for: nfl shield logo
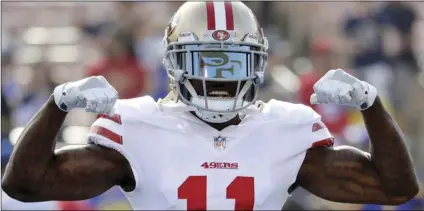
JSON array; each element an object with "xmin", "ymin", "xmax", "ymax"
[{"xmin": 214, "ymin": 136, "xmax": 226, "ymax": 150}]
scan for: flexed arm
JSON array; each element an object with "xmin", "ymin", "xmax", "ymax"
[
  {"xmin": 1, "ymin": 77, "xmax": 134, "ymax": 202},
  {"xmin": 297, "ymin": 69, "xmax": 419, "ymax": 205}
]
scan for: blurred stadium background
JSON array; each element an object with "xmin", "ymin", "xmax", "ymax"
[{"xmin": 1, "ymin": 1, "xmax": 424, "ymax": 210}]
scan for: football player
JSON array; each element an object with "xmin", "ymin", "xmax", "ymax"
[{"xmin": 2, "ymin": 2, "xmax": 419, "ymax": 210}]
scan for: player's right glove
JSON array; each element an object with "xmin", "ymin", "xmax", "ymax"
[{"xmin": 53, "ymin": 76, "xmax": 118, "ymax": 114}]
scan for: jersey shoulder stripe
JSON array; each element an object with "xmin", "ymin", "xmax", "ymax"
[
  {"xmin": 90, "ymin": 125, "xmax": 123, "ymax": 145},
  {"xmin": 96, "ymin": 113, "xmax": 122, "ymax": 124}
]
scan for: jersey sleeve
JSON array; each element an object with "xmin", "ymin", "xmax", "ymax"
[
  {"xmin": 305, "ymin": 120, "xmax": 334, "ymax": 148},
  {"xmin": 266, "ymin": 99, "xmax": 334, "ymax": 149},
  {"xmin": 298, "ymin": 106, "xmax": 334, "ymax": 149},
  {"xmin": 87, "ymin": 105, "xmax": 142, "ymax": 191},
  {"xmin": 88, "ymin": 113, "xmax": 124, "ymax": 147}
]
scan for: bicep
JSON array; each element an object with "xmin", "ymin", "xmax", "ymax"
[
  {"xmin": 297, "ymin": 146, "xmax": 399, "ymax": 204},
  {"xmin": 33, "ymin": 144, "xmax": 130, "ymax": 201}
]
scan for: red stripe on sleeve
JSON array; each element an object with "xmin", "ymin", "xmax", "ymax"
[
  {"xmin": 96, "ymin": 114, "xmax": 122, "ymax": 124},
  {"xmin": 206, "ymin": 1, "xmax": 215, "ymax": 30},
  {"xmin": 224, "ymin": 2, "xmax": 234, "ymax": 30},
  {"xmin": 311, "ymin": 138, "xmax": 334, "ymax": 148},
  {"xmin": 312, "ymin": 122, "xmax": 326, "ymax": 132},
  {"xmin": 90, "ymin": 126, "xmax": 123, "ymax": 145}
]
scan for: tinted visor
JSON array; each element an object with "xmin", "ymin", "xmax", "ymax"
[
  {"xmin": 192, "ymin": 51, "xmax": 249, "ymax": 79},
  {"xmin": 182, "ymin": 45, "xmax": 255, "ymax": 80}
]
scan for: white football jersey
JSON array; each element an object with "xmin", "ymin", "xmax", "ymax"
[{"xmin": 87, "ymin": 96, "xmax": 333, "ymax": 210}]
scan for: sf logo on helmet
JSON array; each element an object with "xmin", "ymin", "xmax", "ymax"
[
  {"xmin": 200, "ymin": 52, "xmax": 242, "ymax": 78},
  {"xmin": 212, "ymin": 30, "xmax": 230, "ymax": 41}
]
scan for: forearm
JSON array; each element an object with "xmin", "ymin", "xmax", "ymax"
[
  {"xmin": 3, "ymin": 95, "xmax": 67, "ymax": 186},
  {"xmin": 362, "ymin": 97, "xmax": 418, "ymax": 196}
]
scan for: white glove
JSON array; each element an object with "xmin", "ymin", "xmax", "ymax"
[
  {"xmin": 53, "ymin": 76, "xmax": 118, "ymax": 114},
  {"xmin": 310, "ymin": 69, "xmax": 377, "ymax": 110}
]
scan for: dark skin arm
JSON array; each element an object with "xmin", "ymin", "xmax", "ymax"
[
  {"xmin": 1, "ymin": 95, "xmax": 135, "ymax": 202},
  {"xmin": 297, "ymin": 97, "xmax": 419, "ymax": 205}
]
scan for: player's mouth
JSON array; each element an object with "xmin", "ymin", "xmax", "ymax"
[
  {"xmin": 190, "ymin": 80, "xmax": 241, "ymax": 98},
  {"xmin": 207, "ymin": 90, "xmax": 232, "ymax": 98}
]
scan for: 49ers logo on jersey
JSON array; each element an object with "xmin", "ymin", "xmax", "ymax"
[
  {"xmin": 201, "ymin": 161, "xmax": 238, "ymax": 169},
  {"xmin": 212, "ymin": 30, "xmax": 230, "ymax": 41}
]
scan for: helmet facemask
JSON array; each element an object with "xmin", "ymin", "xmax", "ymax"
[{"xmin": 163, "ymin": 33, "xmax": 268, "ymax": 123}]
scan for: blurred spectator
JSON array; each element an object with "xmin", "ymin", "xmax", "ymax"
[
  {"xmin": 2, "ymin": 27, "xmax": 18, "ymax": 58},
  {"xmin": 1, "ymin": 52, "xmax": 18, "ymax": 103},
  {"xmin": 379, "ymin": 2, "xmax": 418, "ymax": 69},
  {"xmin": 343, "ymin": 2, "xmax": 393, "ymax": 100},
  {"xmin": 298, "ymin": 38, "xmax": 349, "ymax": 138},
  {"xmin": 378, "ymin": 2, "xmax": 422, "ymax": 144},
  {"xmin": 11, "ymin": 62, "xmax": 55, "ymax": 127},
  {"xmin": 134, "ymin": 27, "xmax": 168, "ymax": 101},
  {"xmin": 257, "ymin": 27, "xmax": 296, "ymax": 103},
  {"xmin": 76, "ymin": 2, "xmax": 140, "ymax": 37},
  {"xmin": 133, "ymin": 2, "xmax": 173, "ymax": 100},
  {"xmin": 57, "ymin": 201, "xmax": 94, "ymax": 210},
  {"xmin": 1, "ymin": 93, "xmax": 13, "ymax": 170},
  {"xmin": 114, "ymin": 2, "xmax": 142, "ymax": 30},
  {"xmin": 86, "ymin": 29, "xmax": 147, "ymax": 99},
  {"xmin": 148, "ymin": 66, "xmax": 169, "ymax": 101}
]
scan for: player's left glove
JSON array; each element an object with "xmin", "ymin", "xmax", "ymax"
[{"xmin": 310, "ymin": 69, "xmax": 377, "ymax": 110}]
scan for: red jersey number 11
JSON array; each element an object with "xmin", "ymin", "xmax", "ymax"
[{"xmin": 178, "ymin": 176, "xmax": 255, "ymax": 210}]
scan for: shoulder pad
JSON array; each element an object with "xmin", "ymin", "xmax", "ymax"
[
  {"xmin": 263, "ymin": 99, "xmax": 334, "ymax": 148},
  {"xmin": 262, "ymin": 99, "xmax": 321, "ymax": 125},
  {"xmin": 87, "ymin": 96, "xmax": 157, "ymax": 145},
  {"xmin": 115, "ymin": 96, "xmax": 159, "ymax": 119}
]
